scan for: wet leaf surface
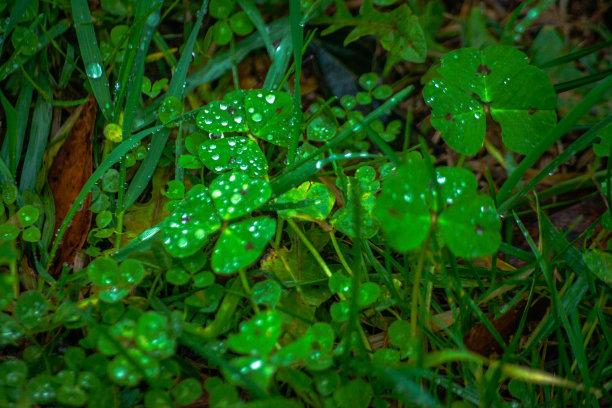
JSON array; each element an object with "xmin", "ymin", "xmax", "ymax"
[
  {"xmin": 209, "ymin": 171, "xmax": 271, "ymax": 220},
  {"xmin": 276, "ymin": 181, "xmax": 335, "ymax": 220},
  {"xmin": 423, "ymin": 46, "xmax": 557, "ymax": 155},
  {"xmin": 212, "ymin": 216, "xmax": 276, "ymax": 274},
  {"xmin": 161, "ymin": 185, "xmax": 221, "ymax": 258},
  {"xmin": 199, "ymin": 136, "xmax": 268, "ymax": 177}
]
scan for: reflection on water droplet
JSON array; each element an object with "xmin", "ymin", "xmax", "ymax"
[{"xmin": 86, "ymin": 63, "xmax": 103, "ymax": 79}]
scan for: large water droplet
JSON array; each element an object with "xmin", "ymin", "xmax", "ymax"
[{"xmin": 86, "ymin": 63, "xmax": 102, "ymax": 79}]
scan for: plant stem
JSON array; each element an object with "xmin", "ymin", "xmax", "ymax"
[
  {"xmin": 329, "ymin": 231, "xmax": 352, "ymax": 276},
  {"xmin": 287, "ymin": 218, "xmax": 332, "ymax": 278}
]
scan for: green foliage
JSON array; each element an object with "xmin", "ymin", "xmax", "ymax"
[
  {"xmin": 1, "ymin": 1, "xmax": 610, "ymax": 407},
  {"xmin": 321, "ymin": 0, "xmax": 427, "ymax": 64},
  {"xmin": 423, "ymin": 46, "xmax": 557, "ymax": 155}
]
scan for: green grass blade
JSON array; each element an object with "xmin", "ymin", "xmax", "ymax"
[
  {"xmin": 554, "ymin": 68, "xmax": 612, "ymax": 93},
  {"xmin": 237, "ymin": 0, "xmax": 275, "ymax": 57},
  {"xmin": 287, "ymin": 0, "xmax": 304, "ymax": 167},
  {"xmin": 112, "ymin": 1, "xmax": 162, "ymax": 121},
  {"xmin": 263, "ymin": 36, "xmax": 292, "ymax": 90},
  {"xmin": 499, "ymin": 115, "xmax": 612, "ymax": 212},
  {"xmin": 20, "ymin": 78, "xmax": 52, "ymax": 192},
  {"xmin": 287, "ymin": 85, "xmax": 414, "ymax": 172},
  {"xmin": 538, "ymin": 40, "xmax": 612, "ymax": 69},
  {"xmin": 71, "ymin": 0, "xmax": 113, "ymax": 121},
  {"xmin": 185, "ymin": 17, "xmax": 290, "ymax": 94},
  {"xmin": 0, "ymin": 90, "xmax": 19, "ymax": 178},
  {"xmin": 122, "ymin": 0, "xmax": 209, "ymax": 212},
  {"xmin": 496, "ymin": 74, "xmax": 612, "ymax": 209}
]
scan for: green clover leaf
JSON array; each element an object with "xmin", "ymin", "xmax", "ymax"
[
  {"xmin": 199, "ymin": 136, "xmax": 268, "ymax": 177},
  {"xmin": 375, "ymin": 154, "xmax": 501, "ymax": 257},
  {"xmin": 423, "ymin": 45, "xmax": 557, "ymax": 155},
  {"xmin": 276, "ymin": 182, "xmax": 335, "ymax": 220},
  {"xmin": 196, "ymin": 90, "xmax": 248, "ymax": 133},
  {"xmin": 209, "ymin": 171, "xmax": 271, "ymax": 220},
  {"xmin": 228, "ymin": 310, "xmax": 282, "ymax": 355},
  {"xmin": 211, "ymin": 217, "xmax": 276, "ymax": 274},
  {"xmin": 438, "ymin": 194, "xmax": 501, "ymax": 258},
  {"xmin": 245, "ymin": 90, "xmax": 294, "ymax": 146},
  {"xmin": 161, "ymin": 185, "xmax": 221, "ymax": 258}
]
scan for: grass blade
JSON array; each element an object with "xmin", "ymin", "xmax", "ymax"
[
  {"xmin": 538, "ymin": 40, "xmax": 612, "ymax": 69},
  {"xmin": 20, "ymin": 77, "xmax": 52, "ymax": 192},
  {"xmin": 0, "ymin": 90, "xmax": 19, "ymax": 178},
  {"xmin": 122, "ymin": 0, "xmax": 209, "ymax": 211},
  {"xmin": 112, "ymin": 1, "xmax": 162, "ymax": 121},
  {"xmin": 237, "ymin": 0, "xmax": 275, "ymax": 57},
  {"xmin": 499, "ymin": 115, "xmax": 612, "ymax": 212},
  {"xmin": 554, "ymin": 68, "xmax": 612, "ymax": 93},
  {"xmin": 287, "ymin": 0, "xmax": 304, "ymax": 166},
  {"xmin": 71, "ymin": 0, "xmax": 113, "ymax": 120}
]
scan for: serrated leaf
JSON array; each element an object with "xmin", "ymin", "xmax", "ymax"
[
  {"xmin": 423, "ymin": 46, "xmax": 557, "ymax": 155},
  {"xmin": 212, "ymin": 217, "xmax": 276, "ymax": 274},
  {"xmin": 161, "ymin": 185, "xmax": 221, "ymax": 258},
  {"xmin": 209, "ymin": 171, "xmax": 271, "ymax": 220},
  {"xmin": 342, "ymin": 2, "xmax": 426, "ymax": 63},
  {"xmin": 199, "ymin": 136, "xmax": 268, "ymax": 177}
]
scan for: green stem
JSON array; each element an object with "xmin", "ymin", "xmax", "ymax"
[
  {"xmin": 239, "ymin": 268, "xmax": 260, "ymax": 314},
  {"xmin": 287, "ymin": 218, "xmax": 332, "ymax": 278},
  {"xmin": 329, "ymin": 231, "xmax": 352, "ymax": 276}
]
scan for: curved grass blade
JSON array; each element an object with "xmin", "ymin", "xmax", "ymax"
[
  {"xmin": 71, "ymin": 0, "xmax": 113, "ymax": 120},
  {"xmin": 122, "ymin": 0, "xmax": 209, "ymax": 211},
  {"xmin": 499, "ymin": 115, "xmax": 612, "ymax": 212},
  {"xmin": 237, "ymin": 0, "xmax": 274, "ymax": 57}
]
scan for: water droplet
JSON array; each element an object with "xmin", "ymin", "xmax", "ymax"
[{"xmin": 86, "ymin": 63, "xmax": 103, "ymax": 79}]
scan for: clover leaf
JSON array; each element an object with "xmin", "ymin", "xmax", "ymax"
[
  {"xmin": 228, "ymin": 310, "xmax": 282, "ymax": 355},
  {"xmin": 161, "ymin": 185, "xmax": 221, "ymax": 258},
  {"xmin": 211, "ymin": 217, "xmax": 276, "ymax": 274},
  {"xmin": 276, "ymin": 182, "xmax": 335, "ymax": 220},
  {"xmin": 196, "ymin": 90, "xmax": 248, "ymax": 133},
  {"xmin": 87, "ymin": 258, "xmax": 145, "ymax": 303},
  {"xmin": 423, "ymin": 45, "xmax": 557, "ymax": 155},
  {"xmin": 199, "ymin": 136, "xmax": 268, "ymax": 177},
  {"xmin": 196, "ymin": 89, "xmax": 295, "ymax": 147},
  {"xmin": 438, "ymin": 194, "xmax": 501, "ymax": 258},
  {"xmin": 375, "ymin": 154, "xmax": 501, "ymax": 257},
  {"xmin": 331, "ymin": 178, "xmax": 379, "ymax": 239},
  {"xmin": 244, "ymin": 90, "xmax": 294, "ymax": 146},
  {"xmin": 209, "ymin": 171, "xmax": 271, "ymax": 220}
]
